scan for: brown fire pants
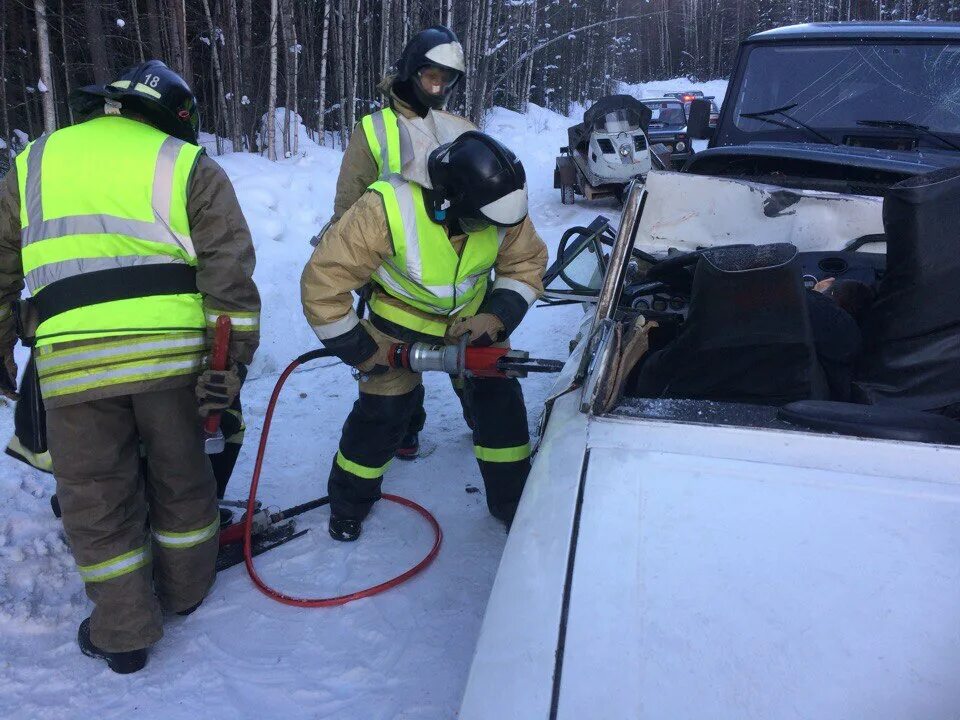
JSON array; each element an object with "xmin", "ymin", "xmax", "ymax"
[{"xmin": 46, "ymin": 385, "xmax": 219, "ymax": 653}]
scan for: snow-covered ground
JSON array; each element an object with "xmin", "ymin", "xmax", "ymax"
[{"xmin": 0, "ymin": 81, "xmax": 719, "ymax": 719}]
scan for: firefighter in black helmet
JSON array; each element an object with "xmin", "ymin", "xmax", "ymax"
[
  {"xmin": 321, "ymin": 26, "xmax": 477, "ymax": 461},
  {"xmin": 0, "ymin": 59, "xmax": 259, "ymax": 672},
  {"xmin": 302, "ymin": 131, "xmax": 547, "ymax": 542},
  {"xmin": 10, "ymin": 61, "xmax": 249, "ymax": 523}
]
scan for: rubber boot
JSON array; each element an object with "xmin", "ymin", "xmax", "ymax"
[
  {"xmin": 329, "ymin": 514, "xmax": 362, "ymax": 542},
  {"xmin": 394, "ymin": 431, "xmax": 420, "ymax": 461},
  {"xmin": 78, "ymin": 618, "xmax": 147, "ymax": 674}
]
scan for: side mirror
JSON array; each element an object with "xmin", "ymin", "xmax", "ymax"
[{"xmin": 686, "ymin": 99, "xmax": 712, "ymax": 140}]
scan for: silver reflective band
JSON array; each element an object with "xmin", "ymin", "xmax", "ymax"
[
  {"xmin": 35, "ymin": 335, "xmax": 206, "ymax": 373},
  {"xmin": 77, "ymin": 546, "xmax": 150, "ymax": 583},
  {"xmin": 152, "ymin": 517, "xmax": 220, "ymax": 549},
  {"xmin": 26, "ymin": 255, "xmax": 188, "ymax": 294},
  {"xmin": 41, "ymin": 357, "xmax": 203, "ymax": 394},
  {"xmin": 493, "ymin": 277, "xmax": 539, "ymax": 306},
  {"xmin": 22, "ymin": 214, "xmax": 193, "ymax": 249},
  {"xmin": 21, "ymin": 132, "xmax": 197, "ymax": 259},
  {"xmin": 25, "ymin": 133, "xmax": 50, "ymax": 227},
  {"xmin": 205, "ymin": 312, "xmax": 258, "ymax": 327},
  {"xmin": 389, "ymin": 177, "xmax": 423, "ymax": 280},
  {"xmin": 311, "ymin": 310, "xmax": 360, "ymax": 340},
  {"xmin": 372, "ymin": 112, "xmax": 392, "ymax": 177}
]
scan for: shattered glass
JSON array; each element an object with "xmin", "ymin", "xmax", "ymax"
[{"xmin": 731, "ymin": 43, "xmax": 960, "ymax": 144}]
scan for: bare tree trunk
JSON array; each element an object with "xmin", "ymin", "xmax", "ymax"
[
  {"xmin": 165, "ymin": 0, "xmax": 184, "ymax": 74},
  {"xmin": 175, "ymin": 0, "xmax": 192, "ymax": 83},
  {"xmin": 224, "ymin": 0, "xmax": 243, "ymax": 150},
  {"xmin": 241, "ymin": 0, "xmax": 253, "ymax": 149},
  {"xmin": 144, "ymin": 0, "xmax": 164, "ymax": 58},
  {"xmin": 33, "ymin": 0, "xmax": 55, "ymax": 134},
  {"xmin": 83, "ymin": 0, "xmax": 111, "ymax": 84},
  {"xmin": 347, "ymin": 0, "xmax": 361, "ymax": 134},
  {"xmin": 279, "ymin": 0, "xmax": 297, "ymax": 156},
  {"xmin": 200, "ymin": 0, "xmax": 229, "ymax": 153},
  {"xmin": 130, "ymin": 0, "xmax": 146, "ymax": 62},
  {"xmin": 317, "ymin": 0, "xmax": 331, "ymax": 145},
  {"xmin": 0, "ymin": 0, "xmax": 11, "ymax": 157},
  {"xmin": 266, "ymin": 0, "xmax": 278, "ymax": 160},
  {"xmin": 59, "ymin": 2, "xmax": 73, "ymax": 125},
  {"xmin": 334, "ymin": 0, "xmax": 347, "ymax": 148}
]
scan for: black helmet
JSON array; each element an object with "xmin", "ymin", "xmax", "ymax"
[
  {"xmin": 71, "ymin": 60, "xmax": 200, "ymax": 144},
  {"xmin": 428, "ymin": 131, "xmax": 528, "ymax": 230},
  {"xmin": 396, "ymin": 26, "xmax": 466, "ymax": 110}
]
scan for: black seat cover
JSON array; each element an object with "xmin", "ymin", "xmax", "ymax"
[
  {"xmin": 779, "ymin": 400, "xmax": 960, "ymax": 445},
  {"xmin": 632, "ymin": 243, "xmax": 828, "ymax": 405},
  {"xmin": 854, "ymin": 167, "xmax": 960, "ymax": 413}
]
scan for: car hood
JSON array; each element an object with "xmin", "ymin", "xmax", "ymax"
[{"xmin": 689, "ymin": 141, "xmax": 960, "ymax": 175}]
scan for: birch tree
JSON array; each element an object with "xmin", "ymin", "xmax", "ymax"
[
  {"xmin": 33, "ymin": 0, "xmax": 55, "ymax": 134},
  {"xmin": 266, "ymin": 0, "xmax": 278, "ymax": 161}
]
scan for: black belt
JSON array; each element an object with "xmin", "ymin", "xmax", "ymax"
[{"xmin": 30, "ymin": 264, "xmax": 198, "ymax": 325}]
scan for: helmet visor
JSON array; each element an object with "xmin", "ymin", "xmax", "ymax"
[{"xmin": 416, "ymin": 66, "xmax": 460, "ymax": 100}]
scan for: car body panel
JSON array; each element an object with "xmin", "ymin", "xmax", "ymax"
[
  {"xmin": 459, "ymin": 391, "xmax": 587, "ymax": 720},
  {"xmin": 461, "ymin": 398, "xmax": 960, "ymax": 719},
  {"xmin": 633, "ymin": 170, "xmax": 883, "ymax": 255}
]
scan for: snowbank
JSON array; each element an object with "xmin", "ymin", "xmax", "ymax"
[{"xmin": 618, "ymin": 76, "xmax": 729, "ymax": 103}]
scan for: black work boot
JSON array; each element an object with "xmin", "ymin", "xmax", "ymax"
[
  {"xmin": 78, "ymin": 618, "xmax": 147, "ymax": 674},
  {"xmin": 176, "ymin": 600, "xmax": 203, "ymax": 617},
  {"xmin": 394, "ymin": 432, "xmax": 420, "ymax": 460},
  {"xmin": 218, "ymin": 507, "xmax": 235, "ymax": 527},
  {"xmin": 328, "ymin": 514, "xmax": 362, "ymax": 542}
]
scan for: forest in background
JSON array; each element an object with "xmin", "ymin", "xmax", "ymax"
[{"xmin": 3, "ymin": 0, "xmax": 959, "ymax": 160}]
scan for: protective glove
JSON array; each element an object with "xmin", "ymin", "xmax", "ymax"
[
  {"xmin": 445, "ymin": 313, "xmax": 505, "ymax": 347},
  {"xmin": 355, "ymin": 338, "xmax": 392, "ymax": 377},
  {"xmin": 196, "ymin": 362, "xmax": 246, "ymax": 417},
  {"xmin": 0, "ymin": 345, "xmax": 17, "ymax": 400}
]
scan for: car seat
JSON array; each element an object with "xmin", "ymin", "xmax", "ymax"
[
  {"xmin": 631, "ymin": 243, "xmax": 829, "ymax": 405},
  {"xmin": 854, "ymin": 167, "xmax": 960, "ymax": 415}
]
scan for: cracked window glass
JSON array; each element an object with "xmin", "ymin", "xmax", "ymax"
[{"xmin": 731, "ymin": 43, "xmax": 960, "ymax": 143}]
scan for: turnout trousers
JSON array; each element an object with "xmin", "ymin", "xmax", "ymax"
[
  {"xmin": 327, "ymin": 322, "xmax": 531, "ymax": 523},
  {"xmin": 46, "ymin": 385, "xmax": 219, "ymax": 652}
]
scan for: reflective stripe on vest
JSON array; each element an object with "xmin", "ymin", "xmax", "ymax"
[
  {"xmin": 361, "ymin": 108, "xmax": 402, "ymax": 178},
  {"xmin": 368, "ymin": 175, "xmax": 504, "ymax": 320},
  {"xmin": 15, "ymin": 116, "xmax": 206, "ymax": 346}
]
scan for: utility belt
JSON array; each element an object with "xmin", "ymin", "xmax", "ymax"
[{"xmin": 15, "ymin": 264, "xmax": 198, "ymax": 346}]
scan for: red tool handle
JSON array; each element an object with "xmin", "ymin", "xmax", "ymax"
[{"xmin": 203, "ymin": 316, "xmax": 232, "ymax": 434}]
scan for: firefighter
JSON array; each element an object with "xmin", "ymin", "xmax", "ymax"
[
  {"xmin": 0, "ymin": 61, "xmax": 260, "ymax": 673},
  {"xmin": 324, "ymin": 25, "xmax": 474, "ymax": 460},
  {"xmin": 301, "ymin": 131, "xmax": 547, "ymax": 541}
]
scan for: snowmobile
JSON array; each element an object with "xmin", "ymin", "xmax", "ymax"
[{"xmin": 554, "ymin": 95, "xmax": 663, "ymax": 205}]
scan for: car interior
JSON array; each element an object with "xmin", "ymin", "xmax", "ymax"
[{"xmin": 545, "ymin": 167, "xmax": 960, "ymax": 445}]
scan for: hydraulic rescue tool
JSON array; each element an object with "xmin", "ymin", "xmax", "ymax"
[
  {"xmin": 232, "ymin": 337, "xmax": 564, "ymax": 607},
  {"xmin": 203, "ymin": 315, "xmax": 231, "ymax": 454},
  {"xmin": 387, "ymin": 333, "xmax": 566, "ymax": 378}
]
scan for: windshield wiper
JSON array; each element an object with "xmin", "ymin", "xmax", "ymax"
[
  {"xmin": 740, "ymin": 103, "xmax": 839, "ymax": 146},
  {"xmin": 856, "ymin": 119, "xmax": 960, "ymax": 152}
]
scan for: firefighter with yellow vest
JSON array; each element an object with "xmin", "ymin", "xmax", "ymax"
[
  {"xmin": 325, "ymin": 25, "xmax": 474, "ymax": 460},
  {"xmin": 302, "ymin": 131, "xmax": 547, "ymax": 541},
  {"xmin": 0, "ymin": 61, "xmax": 260, "ymax": 673}
]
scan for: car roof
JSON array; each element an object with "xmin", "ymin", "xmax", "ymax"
[{"xmin": 748, "ymin": 21, "xmax": 960, "ymax": 42}]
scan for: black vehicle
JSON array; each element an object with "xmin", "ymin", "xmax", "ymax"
[
  {"xmin": 686, "ymin": 22, "xmax": 960, "ymax": 193},
  {"xmin": 640, "ymin": 97, "xmax": 693, "ymax": 168}
]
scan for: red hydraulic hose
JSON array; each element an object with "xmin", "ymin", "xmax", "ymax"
[{"xmin": 242, "ymin": 350, "xmax": 443, "ymax": 608}]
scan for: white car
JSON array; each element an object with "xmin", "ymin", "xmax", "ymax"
[{"xmin": 460, "ymin": 171, "xmax": 960, "ymax": 719}]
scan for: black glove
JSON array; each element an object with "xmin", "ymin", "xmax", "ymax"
[{"xmin": 196, "ymin": 362, "xmax": 246, "ymax": 417}]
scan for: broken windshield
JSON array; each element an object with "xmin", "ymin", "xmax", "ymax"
[{"xmin": 729, "ymin": 42, "xmax": 960, "ymax": 147}]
